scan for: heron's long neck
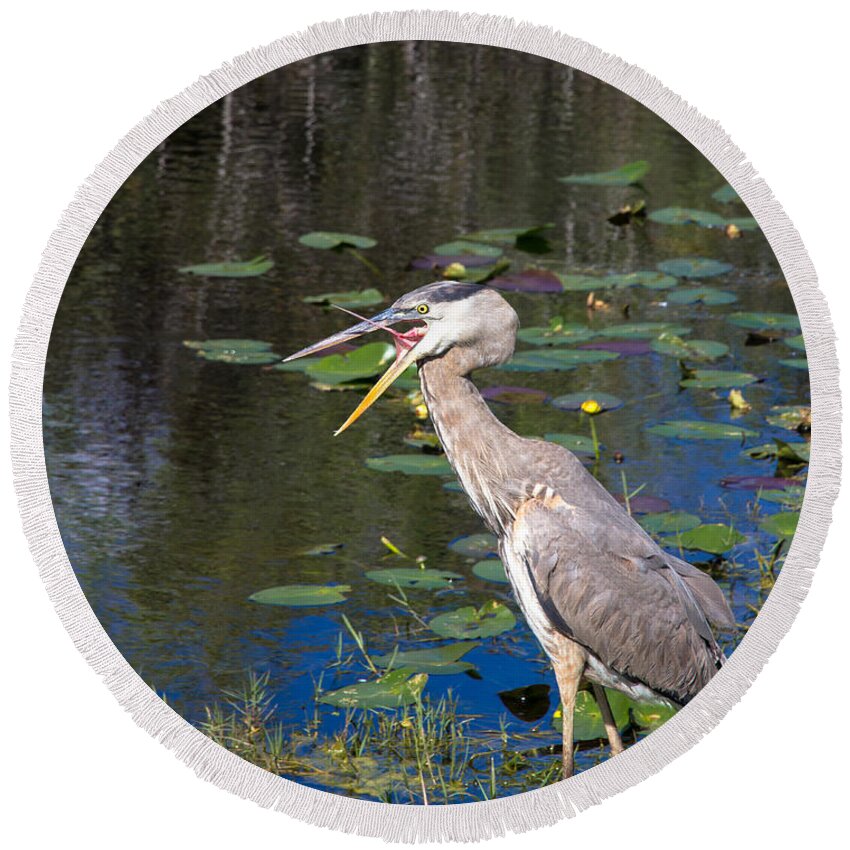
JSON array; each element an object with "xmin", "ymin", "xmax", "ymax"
[{"xmin": 418, "ymin": 348, "xmax": 524, "ymax": 533}]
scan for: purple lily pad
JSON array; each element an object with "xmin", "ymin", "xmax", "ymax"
[
  {"xmin": 487, "ymin": 269, "xmax": 563, "ymax": 293},
  {"xmin": 480, "ymin": 385, "xmax": 550, "ymax": 404},
  {"xmin": 578, "ymin": 339, "xmax": 652, "ymax": 356},
  {"xmin": 720, "ymin": 475, "xmax": 800, "ymax": 491},
  {"xmin": 409, "ymin": 254, "xmax": 495, "ymax": 270},
  {"xmin": 615, "ymin": 494, "xmax": 671, "ymax": 514}
]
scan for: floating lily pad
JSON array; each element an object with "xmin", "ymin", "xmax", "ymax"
[
  {"xmin": 549, "ymin": 391, "xmax": 624, "ymax": 412},
  {"xmin": 300, "ymin": 542, "xmax": 344, "ymax": 556},
  {"xmin": 364, "ymin": 568, "xmax": 463, "ymax": 589},
  {"xmin": 656, "ymin": 258, "xmax": 733, "ymax": 279},
  {"xmin": 365, "ymin": 455, "xmax": 453, "ymax": 476},
  {"xmin": 760, "ymin": 512, "xmax": 800, "ymax": 538},
  {"xmin": 651, "ymin": 336, "xmax": 729, "ymax": 361},
  {"xmin": 725, "ymin": 217, "xmax": 759, "ymax": 231},
  {"xmin": 428, "ymin": 600, "xmax": 516, "ymax": 640},
  {"xmin": 712, "ymin": 183, "xmax": 741, "ymax": 204},
  {"xmin": 779, "ymin": 357, "xmax": 809, "ymax": 371},
  {"xmin": 759, "ymin": 487, "xmax": 806, "ymax": 507},
  {"xmin": 501, "ymin": 349, "xmax": 619, "ymax": 372},
  {"xmin": 498, "ymin": 684, "xmax": 551, "ymax": 722},
  {"xmin": 638, "ymin": 511, "xmax": 701, "ymax": 535},
  {"xmin": 553, "ymin": 689, "xmax": 631, "ymax": 740},
  {"xmin": 516, "ymin": 321, "xmax": 596, "ymax": 346},
  {"xmin": 303, "ymin": 288, "xmax": 384, "ymax": 308},
  {"xmin": 648, "ymin": 207, "xmax": 727, "ymax": 228},
  {"xmin": 449, "ymin": 259, "xmax": 512, "ymax": 283},
  {"xmin": 766, "ymin": 406, "xmax": 810, "ymax": 432},
  {"xmin": 631, "ymin": 701, "xmax": 678, "ymax": 731},
  {"xmin": 183, "ymin": 338, "xmax": 279, "ymax": 365},
  {"xmin": 603, "ymin": 271, "xmax": 679, "ymax": 290},
  {"xmin": 720, "ymin": 475, "xmax": 800, "ymax": 491},
  {"xmin": 680, "ymin": 369, "xmax": 759, "ymax": 389},
  {"xmin": 472, "ymin": 559, "xmax": 509, "ymax": 584},
  {"xmin": 299, "ymin": 232, "xmax": 377, "ymax": 250},
  {"xmin": 305, "ymin": 342, "xmax": 395, "ymax": 385},
  {"xmin": 784, "ymin": 334, "xmax": 806, "ymax": 352},
  {"xmin": 615, "ymin": 494, "xmax": 671, "ymax": 514},
  {"xmin": 373, "ymin": 641, "xmax": 480, "ymax": 675},
  {"xmin": 488, "ymin": 269, "xmax": 563, "ymax": 293},
  {"xmin": 597, "ymin": 322, "xmax": 691, "ymax": 339},
  {"xmin": 666, "ymin": 523, "xmax": 746, "ymax": 554},
  {"xmin": 743, "ymin": 440, "xmax": 810, "ymax": 464},
  {"xmin": 449, "ymin": 533, "xmax": 499, "ymax": 559},
  {"xmin": 434, "ymin": 240, "xmax": 503, "ymax": 258},
  {"xmin": 557, "ymin": 274, "xmax": 604, "ymax": 292},
  {"xmin": 579, "ymin": 339, "xmax": 651, "ymax": 356},
  {"xmin": 480, "ymin": 385, "xmax": 549, "ymax": 404},
  {"xmin": 558, "ymin": 160, "xmax": 649, "ymax": 187},
  {"xmin": 648, "ymin": 420, "xmax": 758, "ymax": 441},
  {"xmin": 319, "ymin": 669, "xmax": 427, "ymax": 709},
  {"xmin": 248, "ymin": 584, "xmax": 351, "ymax": 607},
  {"xmin": 544, "ymin": 433, "xmax": 597, "ymax": 454},
  {"xmin": 727, "ymin": 312, "xmax": 801, "ymax": 331},
  {"xmin": 178, "ymin": 255, "xmax": 274, "ymax": 277},
  {"xmin": 665, "ymin": 286, "xmax": 737, "ymax": 306}
]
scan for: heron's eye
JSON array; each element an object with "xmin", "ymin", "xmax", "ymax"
[{"xmin": 416, "ymin": 304, "xmax": 429, "ymax": 315}]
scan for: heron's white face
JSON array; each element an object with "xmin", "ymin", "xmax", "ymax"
[{"xmin": 283, "ymin": 281, "xmax": 518, "ymax": 434}]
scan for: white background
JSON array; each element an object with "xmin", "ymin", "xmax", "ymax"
[{"xmin": 1, "ymin": 2, "xmax": 847, "ymax": 847}]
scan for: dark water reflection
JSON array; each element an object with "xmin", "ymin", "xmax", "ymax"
[{"xmin": 44, "ymin": 42, "xmax": 807, "ymax": 798}]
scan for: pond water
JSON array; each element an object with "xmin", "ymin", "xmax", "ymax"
[{"xmin": 44, "ymin": 42, "xmax": 808, "ymax": 802}]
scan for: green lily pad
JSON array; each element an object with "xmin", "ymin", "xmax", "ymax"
[
  {"xmin": 433, "ymin": 240, "xmax": 503, "ymax": 258},
  {"xmin": 549, "ymin": 391, "xmax": 624, "ymax": 412},
  {"xmin": 373, "ymin": 641, "xmax": 480, "ymax": 675},
  {"xmin": 651, "ymin": 335, "xmax": 729, "ymax": 361},
  {"xmin": 319, "ymin": 669, "xmax": 427, "ymax": 709},
  {"xmin": 648, "ymin": 420, "xmax": 759, "ymax": 441},
  {"xmin": 305, "ymin": 343, "xmax": 395, "ymax": 385},
  {"xmin": 725, "ymin": 217, "xmax": 759, "ymax": 231},
  {"xmin": 727, "ymin": 312, "xmax": 801, "ymax": 331},
  {"xmin": 365, "ymin": 455, "xmax": 453, "ymax": 476},
  {"xmin": 557, "ymin": 160, "xmax": 649, "ymax": 187},
  {"xmin": 712, "ymin": 183, "xmax": 741, "ymax": 204},
  {"xmin": 784, "ymin": 334, "xmax": 806, "ymax": 352},
  {"xmin": 472, "ymin": 559, "xmax": 509, "ymax": 584},
  {"xmin": 461, "ymin": 225, "xmax": 554, "ymax": 246},
  {"xmin": 178, "ymin": 255, "xmax": 274, "ymax": 277},
  {"xmin": 451, "ymin": 259, "xmax": 512, "ymax": 284},
  {"xmin": 300, "ymin": 542, "xmax": 345, "ymax": 556},
  {"xmin": 183, "ymin": 338, "xmax": 279, "ymax": 365},
  {"xmin": 553, "ymin": 689, "xmax": 631, "ymax": 740},
  {"xmin": 249, "ymin": 584, "xmax": 351, "ymax": 607},
  {"xmin": 603, "ymin": 271, "xmax": 679, "ymax": 290},
  {"xmin": 743, "ymin": 440, "xmax": 810, "ymax": 464},
  {"xmin": 665, "ymin": 286, "xmax": 737, "ymax": 306},
  {"xmin": 557, "ymin": 274, "xmax": 605, "ymax": 292},
  {"xmin": 766, "ymin": 406, "xmax": 810, "ymax": 432},
  {"xmin": 501, "ymin": 349, "xmax": 619, "ymax": 372},
  {"xmin": 665, "ymin": 523, "xmax": 746, "ymax": 554},
  {"xmin": 449, "ymin": 534, "xmax": 499, "ymax": 559},
  {"xmin": 759, "ymin": 487, "xmax": 806, "ymax": 507},
  {"xmin": 631, "ymin": 701, "xmax": 678, "ymax": 730},
  {"xmin": 638, "ymin": 511, "xmax": 701, "ymax": 535},
  {"xmin": 760, "ymin": 511, "xmax": 800, "ymax": 538},
  {"xmin": 656, "ymin": 258, "xmax": 733, "ymax": 278},
  {"xmin": 517, "ymin": 321, "xmax": 596, "ymax": 346},
  {"xmin": 303, "ymin": 288, "xmax": 385, "ymax": 309},
  {"xmin": 779, "ymin": 357, "xmax": 809, "ymax": 371},
  {"xmin": 364, "ymin": 568, "xmax": 463, "ymax": 589},
  {"xmin": 428, "ymin": 600, "xmax": 516, "ymax": 640},
  {"xmin": 544, "ymin": 433, "xmax": 597, "ymax": 454},
  {"xmin": 680, "ymin": 369, "xmax": 759, "ymax": 389},
  {"xmin": 299, "ymin": 232, "xmax": 377, "ymax": 250},
  {"xmin": 597, "ymin": 322, "xmax": 692, "ymax": 339},
  {"xmin": 648, "ymin": 207, "xmax": 727, "ymax": 227}
]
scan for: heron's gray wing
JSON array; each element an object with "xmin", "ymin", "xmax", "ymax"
[{"xmin": 511, "ymin": 496, "xmax": 724, "ymax": 705}]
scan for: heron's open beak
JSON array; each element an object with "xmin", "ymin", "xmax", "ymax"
[{"xmin": 283, "ymin": 306, "xmax": 427, "ymax": 435}]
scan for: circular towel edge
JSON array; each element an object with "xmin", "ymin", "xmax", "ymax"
[{"xmin": 8, "ymin": 9, "xmax": 842, "ymax": 843}]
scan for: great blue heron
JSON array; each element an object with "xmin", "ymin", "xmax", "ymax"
[{"xmin": 285, "ymin": 280, "xmax": 735, "ymax": 777}]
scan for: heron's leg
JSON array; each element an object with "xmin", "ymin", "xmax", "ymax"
[
  {"xmin": 591, "ymin": 683, "xmax": 624, "ymax": 757},
  {"xmin": 551, "ymin": 639, "xmax": 586, "ymax": 779}
]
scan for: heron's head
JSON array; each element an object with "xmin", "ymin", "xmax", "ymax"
[{"xmin": 284, "ymin": 281, "xmax": 518, "ymax": 434}]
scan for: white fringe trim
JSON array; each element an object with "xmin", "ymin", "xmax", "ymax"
[{"xmin": 8, "ymin": 9, "xmax": 840, "ymax": 843}]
